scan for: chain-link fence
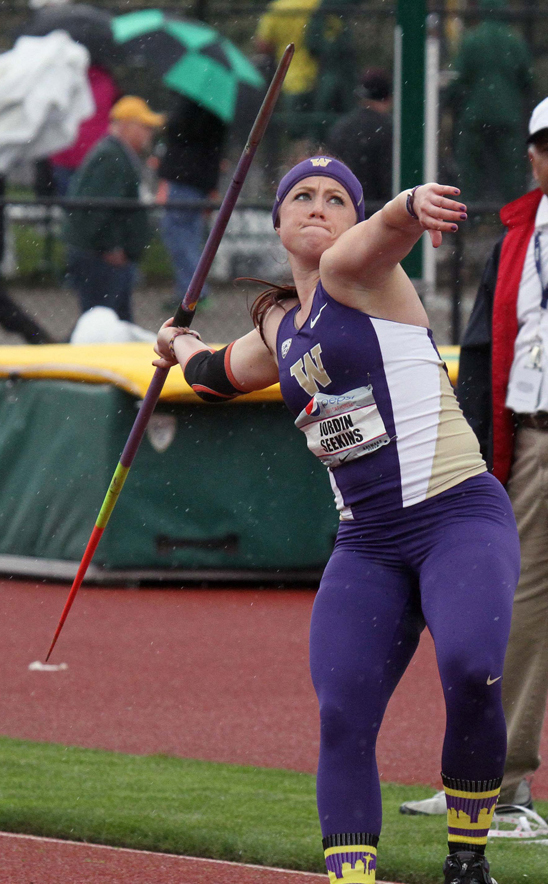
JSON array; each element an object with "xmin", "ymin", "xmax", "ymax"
[
  {"xmin": 3, "ymin": 2, "xmax": 548, "ymax": 149},
  {"xmin": 0, "ymin": 195, "xmax": 504, "ymax": 347},
  {"xmin": 1, "ymin": 2, "xmax": 546, "ymax": 345}
]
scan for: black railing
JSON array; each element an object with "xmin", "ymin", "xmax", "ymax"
[{"xmin": 0, "ymin": 195, "xmax": 504, "ymax": 345}]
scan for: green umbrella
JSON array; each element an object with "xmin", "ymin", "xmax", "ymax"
[{"xmin": 112, "ymin": 10, "xmax": 264, "ymax": 123}]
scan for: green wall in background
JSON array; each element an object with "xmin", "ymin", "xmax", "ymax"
[{"xmin": 0, "ymin": 379, "xmax": 338, "ymax": 572}]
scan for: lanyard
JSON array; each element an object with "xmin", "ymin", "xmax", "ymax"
[{"xmin": 534, "ymin": 231, "xmax": 548, "ymax": 310}]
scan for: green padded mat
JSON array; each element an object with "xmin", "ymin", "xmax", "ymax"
[{"xmin": 0, "ymin": 378, "xmax": 338, "ymax": 571}]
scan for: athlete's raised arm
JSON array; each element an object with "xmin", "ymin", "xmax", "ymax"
[{"xmin": 320, "ymin": 183, "xmax": 466, "ymax": 297}]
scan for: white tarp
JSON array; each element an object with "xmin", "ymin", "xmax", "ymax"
[
  {"xmin": 0, "ymin": 31, "xmax": 94, "ymax": 173},
  {"xmin": 70, "ymin": 307, "xmax": 156, "ymax": 344}
]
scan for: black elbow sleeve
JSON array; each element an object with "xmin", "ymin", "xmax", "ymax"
[{"xmin": 183, "ymin": 345, "xmax": 245, "ymax": 402}]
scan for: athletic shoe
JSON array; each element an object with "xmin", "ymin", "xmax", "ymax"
[
  {"xmin": 399, "ymin": 789, "xmax": 446, "ymax": 815},
  {"xmin": 400, "ymin": 779, "xmax": 534, "ymax": 816},
  {"xmin": 495, "ymin": 778, "xmax": 533, "ymax": 813},
  {"xmin": 443, "ymin": 851, "xmax": 497, "ymax": 884}
]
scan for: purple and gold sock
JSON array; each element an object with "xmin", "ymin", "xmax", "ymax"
[
  {"xmin": 442, "ymin": 774, "xmax": 502, "ymax": 854},
  {"xmin": 322, "ymin": 833, "xmax": 379, "ymax": 883}
]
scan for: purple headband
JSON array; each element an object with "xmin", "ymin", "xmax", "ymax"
[{"xmin": 272, "ymin": 156, "xmax": 365, "ymax": 228}]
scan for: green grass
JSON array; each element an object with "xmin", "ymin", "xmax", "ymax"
[
  {"xmin": 0, "ymin": 736, "xmax": 547, "ymax": 883},
  {"xmin": 9, "ymin": 224, "xmax": 173, "ymax": 285},
  {"xmin": 6, "ymin": 183, "xmax": 173, "ymax": 285}
]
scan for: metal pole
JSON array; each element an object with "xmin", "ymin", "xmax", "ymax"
[
  {"xmin": 392, "ymin": 24, "xmax": 402, "ymax": 198},
  {"xmin": 423, "ymin": 12, "xmax": 440, "ymax": 300},
  {"xmin": 396, "ymin": 0, "xmax": 426, "ymax": 281},
  {"xmin": 451, "ymin": 223, "xmax": 464, "ymax": 345}
]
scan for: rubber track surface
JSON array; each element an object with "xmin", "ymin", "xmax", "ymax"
[
  {"xmin": 0, "ymin": 832, "xmax": 333, "ymax": 884},
  {"xmin": 2, "ymin": 582, "xmax": 547, "ymax": 790},
  {"xmin": 1, "ymin": 581, "xmax": 546, "ymax": 883}
]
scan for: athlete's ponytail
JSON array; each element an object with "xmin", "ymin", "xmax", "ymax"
[{"xmin": 237, "ymin": 278, "xmax": 297, "ymax": 346}]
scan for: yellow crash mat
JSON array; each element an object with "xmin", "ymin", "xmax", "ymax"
[{"xmin": 0, "ymin": 342, "xmax": 459, "ymax": 402}]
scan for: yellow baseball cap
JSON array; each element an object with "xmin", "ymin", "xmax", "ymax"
[{"xmin": 110, "ymin": 96, "xmax": 165, "ymax": 128}]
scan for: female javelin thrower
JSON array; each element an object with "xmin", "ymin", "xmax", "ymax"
[{"xmin": 154, "ymin": 157, "xmax": 520, "ymax": 884}]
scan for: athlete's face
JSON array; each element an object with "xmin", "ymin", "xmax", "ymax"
[
  {"xmin": 276, "ymin": 176, "xmax": 357, "ymax": 261},
  {"xmin": 529, "ymin": 137, "xmax": 548, "ymax": 196}
]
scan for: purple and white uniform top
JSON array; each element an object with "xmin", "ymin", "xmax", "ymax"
[{"xmin": 276, "ymin": 281, "xmax": 486, "ymax": 519}]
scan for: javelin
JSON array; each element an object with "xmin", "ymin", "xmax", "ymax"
[{"xmin": 45, "ymin": 44, "xmax": 295, "ymax": 662}]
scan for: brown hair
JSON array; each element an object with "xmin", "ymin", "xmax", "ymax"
[{"xmin": 238, "ymin": 278, "xmax": 297, "ymax": 345}]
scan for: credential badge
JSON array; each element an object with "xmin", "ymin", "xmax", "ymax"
[{"xmin": 281, "ymin": 338, "xmax": 292, "ymax": 358}]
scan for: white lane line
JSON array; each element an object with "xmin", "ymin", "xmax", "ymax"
[
  {"xmin": 0, "ymin": 832, "xmax": 324, "ymax": 876},
  {"xmin": 0, "ymin": 832, "xmax": 403, "ymax": 882}
]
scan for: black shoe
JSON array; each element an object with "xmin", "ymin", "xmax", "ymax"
[
  {"xmin": 443, "ymin": 851, "xmax": 497, "ymax": 884},
  {"xmin": 495, "ymin": 801, "xmax": 533, "ymax": 815}
]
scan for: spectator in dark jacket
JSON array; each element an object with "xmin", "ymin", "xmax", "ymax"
[
  {"xmin": 157, "ymin": 97, "xmax": 227, "ymax": 306},
  {"xmin": 446, "ymin": 0, "xmax": 532, "ymax": 203},
  {"xmin": 305, "ymin": 0, "xmax": 359, "ymax": 135},
  {"xmin": 63, "ymin": 95, "xmax": 164, "ymax": 322},
  {"xmin": 326, "ymin": 68, "xmax": 392, "ymax": 209}
]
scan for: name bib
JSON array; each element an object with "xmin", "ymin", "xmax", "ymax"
[{"xmin": 294, "ymin": 386, "xmax": 391, "ymax": 467}]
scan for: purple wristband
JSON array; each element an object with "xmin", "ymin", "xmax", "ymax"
[{"xmin": 406, "ymin": 185, "xmax": 420, "ymax": 220}]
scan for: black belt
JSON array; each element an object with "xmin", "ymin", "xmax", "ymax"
[{"xmin": 516, "ymin": 412, "xmax": 548, "ymax": 430}]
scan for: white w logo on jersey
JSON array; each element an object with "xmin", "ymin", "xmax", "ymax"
[{"xmin": 290, "ymin": 343, "xmax": 332, "ymax": 396}]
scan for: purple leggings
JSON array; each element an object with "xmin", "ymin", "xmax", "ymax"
[{"xmin": 310, "ymin": 473, "xmax": 520, "ymax": 837}]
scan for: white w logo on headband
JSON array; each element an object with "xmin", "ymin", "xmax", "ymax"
[{"xmin": 310, "ymin": 158, "xmax": 332, "ymax": 167}]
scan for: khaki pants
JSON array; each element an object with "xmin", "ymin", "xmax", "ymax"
[{"xmin": 501, "ymin": 426, "xmax": 548, "ymax": 802}]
